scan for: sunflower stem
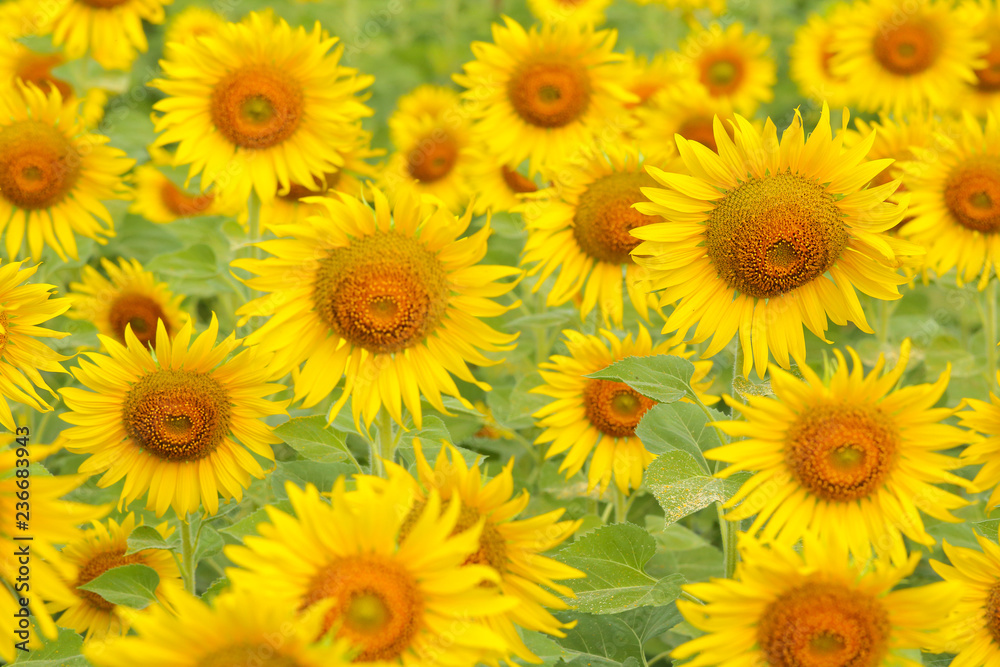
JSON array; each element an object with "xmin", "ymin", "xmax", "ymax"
[
  {"xmin": 985, "ymin": 279, "xmax": 998, "ymax": 394},
  {"xmin": 179, "ymin": 516, "xmax": 198, "ymax": 594},
  {"xmin": 371, "ymin": 409, "xmax": 395, "ymax": 477},
  {"xmin": 717, "ymin": 503, "xmax": 738, "ymax": 579},
  {"xmin": 247, "ymin": 192, "xmax": 262, "ymax": 263},
  {"xmin": 613, "ymin": 487, "xmax": 628, "ymax": 523}
]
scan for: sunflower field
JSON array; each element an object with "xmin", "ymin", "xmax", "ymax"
[{"xmin": 4, "ymin": 0, "xmax": 1000, "ymax": 665}]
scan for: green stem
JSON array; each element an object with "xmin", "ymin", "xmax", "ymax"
[
  {"xmin": 370, "ymin": 409, "xmax": 395, "ymax": 477},
  {"xmin": 179, "ymin": 517, "xmax": 198, "ymax": 594},
  {"xmin": 985, "ymin": 280, "xmax": 998, "ymax": 394},
  {"xmin": 247, "ymin": 192, "xmax": 261, "ymax": 262},
  {"xmin": 717, "ymin": 502, "xmax": 739, "ymax": 579},
  {"xmin": 613, "ymin": 487, "xmax": 628, "ymax": 524}
]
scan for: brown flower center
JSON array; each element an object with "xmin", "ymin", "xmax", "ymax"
[
  {"xmin": 0, "ymin": 120, "xmax": 81, "ymax": 210},
  {"xmin": 108, "ymin": 293, "xmax": 170, "ymax": 347},
  {"xmin": 573, "ymin": 171, "xmax": 659, "ymax": 264},
  {"xmin": 758, "ymin": 581, "xmax": 890, "ymax": 667},
  {"xmin": 508, "ymin": 60, "xmax": 591, "ymax": 128},
  {"xmin": 0, "ymin": 312, "xmax": 10, "ymax": 359},
  {"xmin": 975, "ymin": 41, "xmax": 1000, "ymax": 92},
  {"xmin": 872, "ymin": 20, "xmax": 940, "ymax": 76},
  {"xmin": 700, "ymin": 55, "xmax": 744, "ymax": 96},
  {"xmin": 677, "ymin": 116, "xmax": 720, "ymax": 151},
  {"xmin": 211, "ymin": 65, "xmax": 304, "ymax": 149},
  {"xmin": 406, "ymin": 133, "xmax": 458, "ymax": 183},
  {"xmin": 14, "ymin": 52, "xmax": 73, "ymax": 99},
  {"xmin": 502, "ymin": 165, "xmax": 537, "ymax": 194},
  {"xmin": 583, "ymin": 379, "xmax": 656, "ymax": 438},
  {"xmin": 399, "ymin": 501, "xmax": 508, "ymax": 573},
  {"xmin": 302, "ymin": 555, "xmax": 422, "ymax": 662},
  {"xmin": 123, "ymin": 370, "xmax": 232, "ymax": 462},
  {"xmin": 280, "ymin": 172, "xmax": 342, "ymax": 202},
  {"xmin": 944, "ymin": 157, "xmax": 1000, "ymax": 234},
  {"xmin": 986, "ymin": 583, "xmax": 1000, "ymax": 645},
  {"xmin": 706, "ymin": 171, "xmax": 847, "ymax": 299},
  {"xmin": 785, "ymin": 404, "xmax": 898, "ymax": 502},
  {"xmin": 75, "ymin": 550, "xmax": 144, "ymax": 611},
  {"xmin": 198, "ymin": 645, "xmax": 302, "ymax": 667},
  {"xmin": 79, "ymin": 0, "xmax": 132, "ymax": 7},
  {"xmin": 160, "ymin": 180, "xmax": 214, "ymax": 218}
]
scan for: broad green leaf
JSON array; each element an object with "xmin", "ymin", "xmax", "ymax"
[
  {"xmin": 201, "ymin": 576, "xmax": 231, "ymax": 604},
  {"xmin": 12, "ymin": 626, "xmax": 87, "ymax": 666},
  {"xmin": 973, "ymin": 519, "xmax": 1000, "ymax": 543},
  {"xmin": 271, "ymin": 461, "xmax": 356, "ymax": 499},
  {"xmin": 193, "ymin": 525, "xmax": 225, "ymax": 564},
  {"xmin": 274, "ymin": 415, "xmax": 355, "ymax": 465},
  {"xmin": 587, "ymin": 354, "xmax": 696, "ymax": 404},
  {"xmin": 635, "ymin": 402, "xmax": 726, "ymax": 473},
  {"xmin": 555, "ymin": 604, "xmax": 683, "ymax": 667},
  {"xmin": 125, "ymin": 525, "xmax": 179, "ymax": 556},
  {"xmin": 219, "ymin": 500, "xmax": 293, "ymax": 541},
  {"xmin": 77, "ymin": 564, "xmax": 160, "ymax": 610},
  {"xmin": 644, "ymin": 451, "xmax": 749, "ymax": 525}
]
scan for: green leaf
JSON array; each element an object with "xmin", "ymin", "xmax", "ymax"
[
  {"xmin": 554, "ymin": 523, "xmax": 684, "ymax": 614},
  {"xmin": 219, "ymin": 501, "xmax": 293, "ymax": 541},
  {"xmin": 974, "ymin": 519, "xmax": 1000, "ymax": 543},
  {"xmin": 587, "ymin": 354, "xmax": 696, "ymax": 403},
  {"xmin": 201, "ymin": 576, "xmax": 230, "ymax": 604},
  {"xmin": 125, "ymin": 525, "xmax": 179, "ymax": 556},
  {"xmin": 555, "ymin": 604, "xmax": 683, "ymax": 667},
  {"xmin": 644, "ymin": 451, "xmax": 749, "ymax": 526},
  {"xmin": 77, "ymin": 564, "xmax": 161, "ymax": 610},
  {"xmin": 271, "ymin": 461, "xmax": 356, "ymax": 499},
  {"xmin": 193, "ymin": 525, "xmax": 225, "ymax": 564},
  {"xmin": 274, "ymin": 415, "xmax": 355, "ymax": 465},
  {"xmin": 12, "ymin": 626, "xmax": 87, "ymax": 666},
  {"xmin": 635, "ymin": 402, "xmax": 725, "ymax": 473}
]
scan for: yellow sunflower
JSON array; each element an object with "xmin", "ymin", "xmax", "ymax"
[
  {"xmin": 617, "ymin": 50, "xmax": 674, "ymax": 113},
  {"xmin": 235, "ymin": 187, "xmax": 520, "ymax": 429},
  {"xmin": 59, "ymin": 316, "xmax": 288, "ymax": 517},
  {"xmin": 527, "ymin": 0, "xmax": 611, "ymax": 25},
  {"xmin": 0, "ymin": 84, "xmax": 132, "ymax": 261},
  {"xmin": 520, "ymin": 143, "xmax": 664, "ymax": 327},
  {"xmin": 381, "ymin": 85, "xmax": 472, "ymax": 213},
  {"xmin": 959, "ymin": 0, "xmax": 1000, "ymax": 117},
  {"xmin": 848, "ymin": 113, "xmax": 937, "ymax": 203},
  {"xmin": 356, "ymin": 441, "xmax": 584, "ymax": 663},
  {"xmin": 830, "ymin": 0, "xmax": 986, "ymax": 113},
  {"xmin": 150, "ymin": 10, "xmax": 374, "ymax": 203},
  {"xmin": 49, "ymin": 0, "xmax": 172, "ymax": 71},
  {"xmin": 85, "ymin": 586, "xmax": 356, "ymax": 667},
  {"xmin": 46, "ymin": 513, "xmax": 181, "ymax": 640},
  {"xmin": 226, "ymin": 480, "xmax": 516, "ymax": 666},
  {"xmin": 454, "ymin": 17, "xmax": 637, "ymax": 175},
  {"xmin": 631, "ymin": 104, "xmax": 920, "ymax": 378},
  {"xmin": 788, "ymin": 7, "xmax": 853, "ymax": 108},
  {"xmin": 533, "ymin": 327, "xmax": 715, "ymax": 495},
  {"xmin": 162, "ymin": 5, "xmax": 225, "ymax": 59},
  {"xmin": 710, "ymin": 339, "xmax": 974, "ymax": 567},
  {"xmin": 0, "ymin": 0, "xmax": 52, "ymax": 38},
  {"xmin": 66, "ymin": 256, "xmax": 189, "ymax": 347},
  {"xmin": 899, "ymin": 112, "xmax": 1000, "ymax": 288},
  {"xmin": 631, "ymin": 80, "xmax": 739, "ymax": 159},
  {"xmin": 931, "ymin": 534, "xmax": 1000, "ymax": 667},
  {"xmin": 959, "ymin": 378, "xmax": 1000, "ymax": 510},
  {"xmin": 670, "ymin": 21, "xmax": 775, "ymax": 115},
  {"xmin": 0, "ymin": 439, "xmax": 107, "ymax": 662},
  {"xmin": 128, "ymin": 147, "xmax": 243, "ymax": 224},
  {"xmin": 466, "ymin": 148, "xmax": 539, "ymax": 215},
  {"xmin": 674, "ymin": 533, "xmax": 958, "ymax": 667},
  {"xmin": 631, "ymin": 0, "xmax": 726, "ymax": 13}
]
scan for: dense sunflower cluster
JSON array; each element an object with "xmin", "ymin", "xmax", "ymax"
[{"xmin": 5, "ymin": 0, "xmax": 1000, "ymax": 665}]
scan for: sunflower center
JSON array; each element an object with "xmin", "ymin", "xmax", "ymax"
[
  {"xmin": 302, "ymin": 555, "xmax": 423, "ymax": 662},
  {"xmin": 75, "ymin": 550, "xmax": 144, "ymax": 611},
  {"xmin": 160, "ymin": 180, "xmax": 215, "ymax": 217},
  {"xmin": 785, "ymin": 404, "xmax": 899, "ymax": 502},
  {"xmin": 313, "ymin": 231, "xmax": 449, "ymax": 355},
  {"xmin": 280, "ymin": 172, "xmax": 342, "ymax": 201},
  {"xmin": 872, "ymin": 21, "xmax": 940, "ymax": 76},
  {"xmin": 705, "ymin": 171, "xmax": 847, "ymax": 299},
  {"xmin": 122, "ymin": 370, "xmax": 232, "ymax": 462},
  {"xmin": 0, "ymin": 120, "xmax": 81, "ymax": 210},
  {"xmin": 198, "ymin": 645, "xmax": 302, "ymax": 667},
  {"xmin": 508, "ymin": 60, "xmax": 592, "ymax": 128},
  {"xmin": 211, "ymin": 66, "xmax": 304, "ymax": 150},
  {"xmin": 975, "ymin": 42, "xmax": 1000, "ymax": 92},
  {"xmin": 944, "ymin": 157, "xmax": 1000, "ymax": 234},
  {"xmin": 407, "ymin": 134, "xmax": 459, "ymax": 183},
  {"xmin": 701, "ymin": 57, "xmax": 743, "ymax": 95},
  {"xmin": 0, "ymin": 312, "xmax": 10, "ymax": 359},
  {"xmin": 986, "ymin": 583, "xmax": 1000, "ymax": 645},
  {"xmin": 583, "ymin": 379, "xmax": 655, "ymax": 438},
  {"xmin": 501, "ymin": 166, "xmax": 537, "ymax": 194},
  {"xmin": 16, "ymin": 52, "xmax": 73, "ymax": 99},
  {"xmin": 677, "ymin": 116, "xmax": 719, "ymax": 151},
  {"xmin": 758, "ymin": 581, "xmax": 890, "ymax": 667},
  {"xmin": 399, "ymin": 501, "xmax": 509, "ymax": 573},
  {"xmin": 573, "ymin": 171, "xmax": 659, "ymax": 264}
]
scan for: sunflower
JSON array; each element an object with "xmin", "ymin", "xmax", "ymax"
[
  {"xmin": 46, "ymin": 513, "xmax": 181, "ymax": 640},
  {"xmin": 670, "ymin": 21, "xmax": 775, "ymax": 115},
  {"xmin": 631, "ymin": 80, "xmax": 739, "ymax": 159},
  {"xmin": 0, "ymin": 0, "xmax": 50, "ymax": 38},
  {"xmin": 162, "ymin": 5, "xmax": 225, "ymax": 59},
  {"xmin": 898, "ymin": 112, "xmax": 1000, "ymax": 288},
  {"xmin": 226, "ymin": 480, "xmax": 516, "ymax": 666},
  {"xmin": 527, "ymin": 0, "xmax": 611, "ymax": 25},
  {"xmin": 128, "ymin": 147, "xmax": 243, "ymax": 224},
  {"xmin": 454, "ymin": 17, "xmax": 637, "ymax": 175},
  {"xmin": 49, "ymin": 0, "xmax": 171, "ymax": 71},
  {"xmin": 85, "ymin": 586, "xmax": 356, "ymax": 667},
  {"xmin": 356, "ymin": 441, "xmax": 584, "ymax": 663},
  {"xmin": 532, "ymin": 327, "xmax": 715, "ymax": 495},
  {"xmin": 631, "ymin": 0, "xmax": 726, "ymax": 13},
  {"xmin": 0, "ymin": 439, "xmax": 107, "ymax": 662},
  {"xmin": 673, "ymin": 533, "xmax": 958, "ymax": 667},
  {"xmin": 631, "ymin": 104, "xmax": 920, "ymax": 378},
  {"xmin": 710, "ymin": 339, "xmax": 973, "ymax": 567},
  {"xmin": 788, "ymin": 8, "xmax": 853, "ymax": 108},
  {"xmin": 959, "ymin": 0, "xmax": 1000, "ymax": 117},
  {"xmin": 66, "ymin": 257, "xmax": 189, "ymax": 348},
  {"xmin": 848, "ymin": 113, "xmax": 937, "ymax": 202},
  {"xmin": 931, "ymin": 534, "xmax": 1000, "ymax": 666},
  {"xmin": 59, "ymin": 316, "xmax": 288, "ymax": 517},
  {"xmin": 0, "ymin": 84, "xmax": 132, "ymax": 261},
  {"xmin": 958, "ymin": 378, "xmax": 1000, "ymax": 510},
  {"xmin": 149, "ymin": 10, "xmax": 374, "ymax": 203},
  {"xmin": 617, "ymin": 50, "xmax": 674, "ymax": 112},
  {"xmin": 234, "ymin": 187, "xmax": 520, "ymax": 429},
  {"xmin": 520, "ymin": 143, "xmax": 665, "ymax": 327},
  {"xmin": 465, "ymin": 148, "xmax": 538, "ymax": 216},
  {"xmin": 381, "ymin": 85, "xmax": 472, "ymax": 213},
  {"xmin": 830, "ymin": 0, "xmax": 986, "ymax": 113}
]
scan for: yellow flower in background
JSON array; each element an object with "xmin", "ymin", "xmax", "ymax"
[
  {"xmin": 162, "ymin": 5, "xmax": 225, "ymax": 59},
  {"xmin": 616, "ymin": 49, "xmax": 674, "ymax": 112},
  {"xmin": 631, "ymin": 80, "xmax": 739, "ymax": 158},
  {"xmin": 59, "ymin": 316, "xmax": 288, "ymax": 517},
  {"xmin": 670, "ymin": 22, "xmax": 775, "ymax": 115},
  {"xmin": 356, "ymin": 441, "xmax": 585, "ymax": 663},
  {"xmin": 128, "ymin": 147, "xmax": 243, "ymax": 224},
  {"xmin": 788, "ymin": 7, "xmax": 853, "ymax": 108},
  {"xmin": 520, "ymin": 144, "xmax": 663, "ymax": 327},
  {"xmin": 900, "ymin": 112, "xmax": 1000, "ymax": 289},
  {"xmin": 848, "ymin": 112, "xmax": 937, "ymax": 202},
  {"xmin": 631, "ymin": 0, "xmax": 726, "ymax": 13},
  {"xmin": 527, "ymin": 0, "xmax": 611, "ymax": 25},
  {"xmin": 632, "ymin": 104, "xmax": 920, "ymax": 378},
  {"xmin": 49, "ymin": 0, "xmax": 172, "ymax": 71},
  {"xmin": 66, "ymin": 257, "xmax": 189, "ymax": 348},
  {"xmin": 959, "ymin": 0, "xmax": 1000, "ymax": 117},
  {"xmin": 150, "ymin": 11, "xmax": 373, "ymax": 203},
  {"xmin": 455, "ymin": 17, "xmax": 637, "ymax": 175},
  {"xmin": 227, "ymin": 480, "xmax": 516, "ymax": 666},
  {"xmin": 533, "ymin": 327, "xmax": 715, "ymax": 495},
  {"xmin": 46, "ymin": 513, "xmax": 181, "ymax": 640},
  {"xmin": 931, "ymin": 534, "xmax": 1000, "ymax": 667},
  {"xmin": 85, "ymin": 587, "xmax": 356, "ymax": 667},
  {"xmin": 959, "ymin": 374, "xmax": 1000, "ymax": 508},
  {"xmin": 235, "ymin": 188, "xmax": 520, "ymax": 428},
  {"xmin": 710, "ymin": 340, "xmax": 973, "ymax": 566},
  {"xmin": 466, "ymin": 147, "xmax": 539, "ymax": 216},
  {"xmin": 830, "ymin": 0, "xmax": 986, "ymax": 113},
  {"xmin": 673, "ymin": 533, "xmax": 958, "ymax": 667},
  {"xmin": 0, "ymin": 84, "xmax": 132, "ymax": 260}
]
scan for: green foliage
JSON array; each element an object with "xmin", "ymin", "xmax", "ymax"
[{"xmin": 76, "ymin": 564, "xmax": 162, "ymax": 610}]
